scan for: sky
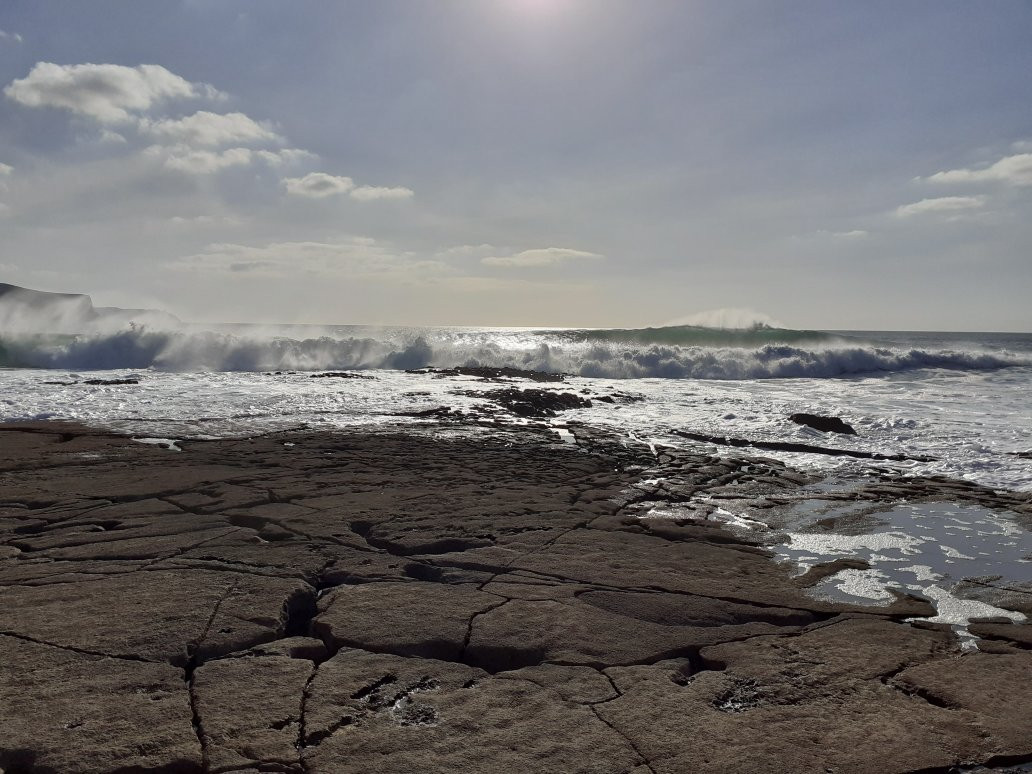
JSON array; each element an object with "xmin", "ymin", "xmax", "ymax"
[{"xmin": 0, "ymin": 1, "xmax": 1030, "ymax": 330}]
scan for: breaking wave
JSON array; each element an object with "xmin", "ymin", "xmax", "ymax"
[{"xmin": 0, "ymin": 326, "xmax": 1027, "ymax": 380}]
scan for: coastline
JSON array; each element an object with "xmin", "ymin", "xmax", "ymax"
[{"xmin": 1, "ymin": 420, "xmax": 1030, "ymax": 773}]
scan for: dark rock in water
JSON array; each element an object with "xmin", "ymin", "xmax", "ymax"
[
  {"xmin": 1009, "ymin": 451, "xmax": 1032, "ymax": 459},
  {"xmin": 395, "ymin": 406, "xmax": 456, "ymax": 419},
  {"xmin": 472, "ymin": 388, "xmax": 592, "ymax": 418},
  {"xmin": 593, "ymin": 392, "xmax": 646, "ymax": 405},
  {"xmin": 672, "ymin": 429, "xmax": 933, "ymax": 462},
  {"xmin": 407, "ymin": 366, "xmax": 565, "ymax": 383},
  {"xmin": 43, "ymin": 378, "xmax": 140, "ymax": 386},
  {"xmin": 789, "ymin": 413, "xmax": 857, "ymax": 435},
  {"xmin": 309, "ymin": 371, "xmax": 374, "ymax": 380}
]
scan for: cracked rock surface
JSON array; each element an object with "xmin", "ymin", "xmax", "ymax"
[{"xmin": 1, "ymin": 420, "xmax": 1030, "ymax": 773}]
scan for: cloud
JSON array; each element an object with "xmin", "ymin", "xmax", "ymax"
[
  {"xmin": 0, "ymin": 29, "xmax": 22, "ymax": 44},
  {"xmin": 0, "ymin": 162, "xmax": 12, "ymax": 176},
  {"xmin": 169, "ymin": 214, "xmax": 244, "ymax": 226},
  {"xmin": 810, "ymin": 229, "xmax": 869, "ymax": 239},
  {"xmin": 161, "ymin": 146, "xmax": 254, "ymax": 174},
  {"xmin": 283, "ymin": 173, "xmax": 413, "ymax": 201},
  {"xmin": 170, "ymin": 239, "xmax": 448, "ymax": 279},
  {"xmin": 924, "ymin": 153, "xmax": 1032, "ymax": 187},
  {"xmin": 481, "ymin": 247, "xmax": 602, "ymax": 268},
  {"xmin": 895, "ymin": 196, "xmax": 986, "ymax": 218},
  {"xmin": 158, "ymin": 145, "xmax": 311, "ymax": 174},
  {"xmin": 140, "ymin": 110, "xmax": 282, "ymax": 146},
  {"xmin": 435, "ymin": 244, "xmax": 497, "ymax": 257},
  {"xmin": 4, "ymin": 62, "xmax": 219, "ymax": 123},
  {"xmin": 284, "ymin": 172, "xmax": 354, "ymax": 198},
  {"xmin": 350, "ymin": 185, "xmax": 414, "ymax": 201}
]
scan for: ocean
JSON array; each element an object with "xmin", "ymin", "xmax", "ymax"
[
  {"xmin": 2, "ymin": 323, "xmax": 1030, "ymax": 635},
  {"xmin": 1, "ymin": 324, "xmax": 1030, "ymax": 487}
]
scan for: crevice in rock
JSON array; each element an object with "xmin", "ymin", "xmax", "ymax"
[
  {"xmin": 589, "ymin": 706, "xmax": 658, "ymax": 774},
  {"xmin": 0, "ymin": 630, "xmax": 155, "ymax": 662},
  {"xmin": 284, "ymin": 586, "xmax": 319, "ymax": 638},
  {"xmin": 458, "ymin": 597, "xmax": 511, "ymax": 668},
  {"xmin": 184, "ymin": 665, "xmax": 206, "ymax": 770}
]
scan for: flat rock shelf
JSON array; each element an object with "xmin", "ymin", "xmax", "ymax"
[{"xmin": 0, "ymin": 420, "xmax": 1030, "ymax": 773}]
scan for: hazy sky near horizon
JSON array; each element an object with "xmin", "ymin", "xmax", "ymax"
[{"xmin": 1, "ymin": 1, "xmax": 1031, "ymax": 330}]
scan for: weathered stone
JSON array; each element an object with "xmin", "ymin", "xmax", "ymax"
[
  {"xmin": 313, "ymin": 581, "xmax": 502, "ymax": 661},
  {"xmin": 2, "ymin": 421, "xmax": 1030, "ymax": 773},
  {"xmin": 0, "ymin": 634, "xmax": 202, "ymax": 773},
  {"xmin": 300, "ymin": 649, "xmax": 643, "ymax": 773},
  {"xmin": 2, "ymin": 569, "xmax": 313, "ymax": 665},
  {"xmin": 894, "ymin": 653, "xmax": 1032, "ymax": 753},
  {"xmin": 192, "ymin": 655, "xmax": 313, "ymax": 772}
]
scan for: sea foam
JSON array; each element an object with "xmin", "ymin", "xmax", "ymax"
[{"xmin": 1, "ymin": 325, "xmax": 1026, "ymax": 379}]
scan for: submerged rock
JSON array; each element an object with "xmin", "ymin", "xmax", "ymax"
[
  {"xmin": 472, "ymin": 387, "xmax": 592, "ymax": 418},
  {"xmin": 309, "ymin": 371, "xmax": 374, "ymax": 379},
  {"xmin": 407, "ymin": 366, "xmax": 566, "ymax": 383},
  {"xmin": 789, "ymin": 412, "xmax": 857, "ymax": 435}
]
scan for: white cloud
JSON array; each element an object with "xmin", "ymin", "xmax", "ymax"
[
  {"xmin": 98, "ymin": 129, "xmax": 127, "ymax": 144},
  {"xmin": 169, "ymin": 214, "xmax": 244, "ymax": 226},
  {"xmin": 255, "ymin": 148, "xmax": 314, "ymax": 166},
  {"xmin": 4, "ymin": 62, "xmax": 218, "ymax": 123},
  {"xmin": 435, "ymin": 243, "xmax": 497, "ymax": 257},
  {"xmin": 140, "ymin": 110, "xmax": 282, "ymax": 147},
  {"xmin": 895, "ymin": 196, "xmax": 986, "ymax": 218},
  {"xmin": 161, "ymin": 146, "xmax": 254, "ymax": 174},
  {"xmin": 283, "ymin": 173, "xmax": 414, "ymax": 200},
  {"xmin": 169, "ymin": 239, "xmax": 447, "ymax": 279},
  {"xmin": 350, "ymin": 185, "xmax": 414, "ymax": 201},
  {"xmin": 157, "ymin": 145, "xmax": 311, "ymax": 175},
  {"xmin": 284, "ymin": 172, "xmax": 354, "ymax": 198},
  {"xmin": 0, "ymin": 29, "xmax": 23, "ymax": 43},
  {"xmin": 481, "ymin": 247, "xmax": 602, "ymax": 268},
  {"xmin": 0, "ymin": 162, "xmax": 12, "ymax": 176},
  {"xmin": 812, "ymin": 229, "xmax": 868, "ymax": 239},
  {"xmin": 925, "ymin": 153, "xmax": 1032, "ymax": 187}
]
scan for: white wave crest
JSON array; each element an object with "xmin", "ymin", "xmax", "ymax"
[{"xmin": 2, "ymin": 329, "xmax": 1027, "ymax": 379}]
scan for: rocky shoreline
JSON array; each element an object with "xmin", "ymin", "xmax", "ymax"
[{"xmin": 1, "ymin": 420, "xmax": 1030, "ymax": 773}]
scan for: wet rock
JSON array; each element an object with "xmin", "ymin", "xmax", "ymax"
[
  {"xmin": 463, "ymin": 387, "xmax": 592, "ymax": 418},
  {"xmin": 83, "ymin": 378, "xmax": 140, "ymax": 386},
  {"xmin": 789, "ymin": 413, "xmax": 857, "ymax": 435},
  {"xmin": 673, "ymin": 428, "xmax": 933, "ymax": 461},
  {"xmin": 309, "ymin": 371, "xmax": 374, "ymax": 379},
  {"xmin": 407, "ymin": 366, "xmax": 565, "ymax": 382}
]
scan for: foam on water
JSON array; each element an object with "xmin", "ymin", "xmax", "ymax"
[{"xmin": 2, "ymin": 324, "xmax": 1029, "ymax": 379}]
